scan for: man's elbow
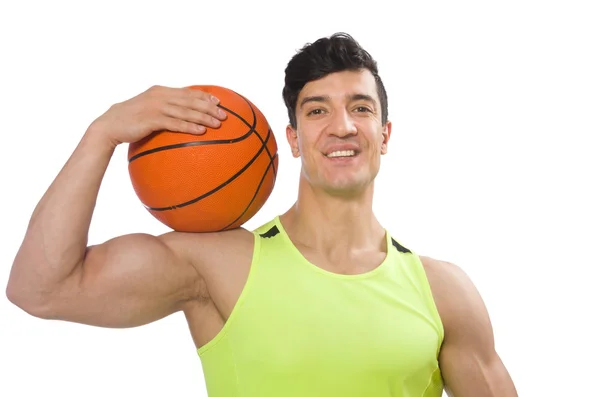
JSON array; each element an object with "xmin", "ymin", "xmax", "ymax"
[{"xmin": 6, "ymin": 281, "xmax": 57, "ymax": 320}]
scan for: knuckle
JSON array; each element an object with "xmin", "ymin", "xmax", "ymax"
[
  {"xmin": 147, "ymin": 85, "xmax": 166, "ymax": 98},
  {"xmin": 168, "ymin": 119, "xmax": 187, "ymax": 133},
  {"xmin": 182, "ymin": 120, "xmax": 199, "ymax": 134},
  {"xmin": 178, "ymin": 120, "xmax": 191, "ymax": 133},
  {"xmin": 191, "ymin": 97, "xmax": 208, "ymax": 111},
  {"xmin": 196, "ymin": 112, "xmax": 212, "ymax": 123},
  {"xmin": 194, "ymin": 89, "xmax": 211, "ymax": 101},
  {"xmin": 207, "ymin": 115, "xmax": 221, "ymax": 127},
  {"xmin": 185, "ymin": 86, "xmax": 201, "ymax": 99}
]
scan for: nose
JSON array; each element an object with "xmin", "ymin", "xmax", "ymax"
[{"xmin": 328, "ymin": 109, "xmax": 357, "ymax": 138}]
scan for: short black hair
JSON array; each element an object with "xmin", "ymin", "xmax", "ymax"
[{"xmin": 282, "ymin": 32, "xmax": 388, "ymax": 129}]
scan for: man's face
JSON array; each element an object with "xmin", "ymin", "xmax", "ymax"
[{"xmin": 286, "ymin": 69, "xmax": 391, "ymax": 196}]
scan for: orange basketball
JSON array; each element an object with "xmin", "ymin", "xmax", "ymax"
[{"xmin": 127, "ymin": 85, "xmax": 278, "ymax": 232}]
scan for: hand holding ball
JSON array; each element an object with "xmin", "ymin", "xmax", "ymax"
[{"xmin": 127, "ymin": 85, "xmax": 278, "ymax": 232}]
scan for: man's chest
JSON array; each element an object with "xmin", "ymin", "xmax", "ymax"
[{"xmin": 225, "ymin": 276, "xmax": 442, "ymax": 378}]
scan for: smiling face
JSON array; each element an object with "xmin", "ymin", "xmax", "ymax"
[{"xmin": 286, "ymin": 69, "xmax": 392, "ymax": 197}]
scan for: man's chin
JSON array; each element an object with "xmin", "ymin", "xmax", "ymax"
[{"xmin": 321, "ymin": 179, "xmax": 372, "ymax": 199}]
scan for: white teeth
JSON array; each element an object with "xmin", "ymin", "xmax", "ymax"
[{"xmin": 327, "ymin": 150, "xmax": 355, "ymax": 158}]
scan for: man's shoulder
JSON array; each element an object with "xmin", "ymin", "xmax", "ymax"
[
  {"xmin": 419, "ymin": 255, "xmax": 466, "ymax": 285},
  {"xmin": 160, "ymin": 226, "xmax": 256, "ymax": 270},
  {"xmin": 162, "ymin": 225, "xmax": 256, "ymax": 247},
  {"xmin": 418, "ymin": 255, "xmax": 485, "ymax": 331}
]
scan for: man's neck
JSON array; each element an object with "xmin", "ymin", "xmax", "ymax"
[{"xmin": 279, "ymin": 178, "xmax": 386, "ymax": 256}]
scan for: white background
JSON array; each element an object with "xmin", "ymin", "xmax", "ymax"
[{"xmin": 1, "ymin": 1, "xmax": 599, "ymax": 396}]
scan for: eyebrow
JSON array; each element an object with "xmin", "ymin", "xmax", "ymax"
[{"xmin": 299, "ymin": 93, "xmax": 377, "ymax": 108}]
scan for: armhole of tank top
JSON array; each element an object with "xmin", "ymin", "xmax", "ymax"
[
  {"xmin": 412, "ymin": 253, "xmax": 445, "ymax": 354},
  {"xmin": 196, "ymin": 230, "xmax": 263, "ymax": 357}
]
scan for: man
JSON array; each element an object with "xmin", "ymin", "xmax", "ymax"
[{"xmin": 6, "ymin": 32, "xmax": 518, "ymax": 396}]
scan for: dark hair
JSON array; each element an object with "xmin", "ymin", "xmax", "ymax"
[{"xmin": 282, "ymin": 32, "xmax": 388, "ymax": 129}]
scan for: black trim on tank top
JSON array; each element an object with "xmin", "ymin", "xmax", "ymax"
[
  {"xmin": 391, "ymin": 238, "xmax": 411, "ymax": 254},
  {"xmin": 259, "ymin": 225, "xmax": 280, "ymax": 238}
]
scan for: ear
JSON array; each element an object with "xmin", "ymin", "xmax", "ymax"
[
  {"xmin": 381, "ymin": 121, "xmax": 392, "ymax": 155},
  {"xmin": 286, "ymin": 124, "xmax": 301, "ymax": 158}
]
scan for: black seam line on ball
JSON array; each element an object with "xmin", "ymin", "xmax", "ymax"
[
  {"xmin": 127, "ymin": 102, "xmax": 258, "ymax": 163},
  {"xmin": 217, "ymin": 140, "xmax": 278, "ymax": 231},
  {"xmin": 145, "ymin": 128, "xmax": 273, "ymax": 212},
  {"xmin": 224, "ymin": 95, "xmax": 278, "ymax": 178}
]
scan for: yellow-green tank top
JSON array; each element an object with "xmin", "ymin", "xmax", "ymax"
[{"xmin": 197, "ymin": 216, "xmax": 445, "ymax": 396}]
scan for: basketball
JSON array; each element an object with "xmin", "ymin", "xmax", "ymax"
[{"xmin": 127, "ymin": 85, "xmax": 278, "ymax": 233}]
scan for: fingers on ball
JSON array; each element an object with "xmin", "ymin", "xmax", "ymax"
[{"xmin": 164, "ymin": 117, "xmax": 207, "ymax": 134}]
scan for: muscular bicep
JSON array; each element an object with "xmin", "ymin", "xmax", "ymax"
[
  {"xmin": 438, "ymin": 285, "xmax": 516, "ymax": 397},
  {"xmin": 440, "ymin": 343, "xmax": 516, "ymax": 397},
  {"xmin": 48, "ymin": 232, "xmax": 207, "ymax": 328},
  {"xmin": 421, "ymin": 256, "xmax": 518, "ymax": 397}
]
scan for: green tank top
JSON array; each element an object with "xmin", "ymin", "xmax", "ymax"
[{"xmin": 197, "ymin": 216, "xmax": 445, "ymax": 396}]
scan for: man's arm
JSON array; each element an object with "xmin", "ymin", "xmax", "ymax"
[
  {"xmin": 421, "ymin": 256, "xmax": 518, "ymax": 397},
  {"xmin": 5, "ymin": 128, "xmax": 208, "ymax": 328},
  {"xmin": 6, "ymin": 85, "xmax": 225, "ymax": 328}
]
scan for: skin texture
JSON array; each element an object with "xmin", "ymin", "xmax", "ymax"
[
  {"xmin": 422, "ymin": 257, "xmax": 518, "ymax": 397},
  {"xmin": 7, "ymin": 71, "xmax": 517, "ymax": 396}
]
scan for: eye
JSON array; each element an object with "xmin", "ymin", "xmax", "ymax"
[
  {"xmin": 307, "ymin": 108, "xmax": 326, "ymax": 116},
  {"xmin": 354, "ymin": 106, "xmax": 372, "ymax": 113}
]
